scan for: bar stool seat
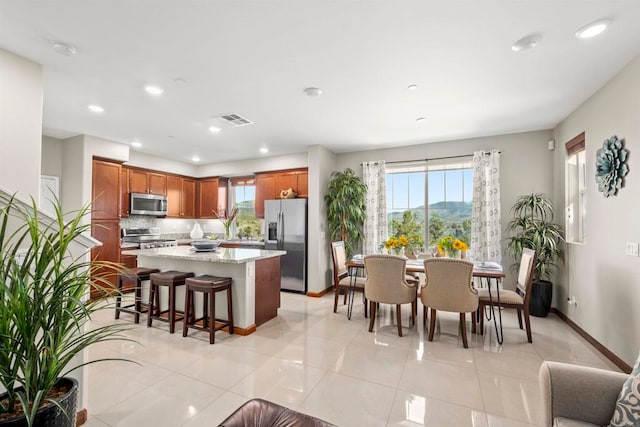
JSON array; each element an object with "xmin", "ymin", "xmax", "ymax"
[
  {"xmin": 147, "ymin": 270, "xmax": 195, "ymax": 333},
  {"xmin": 183, "ymin": 275, "xmax": 234, "ymax": 344},
  {"xmin": 115, "ymin": 267, "xmax": 160, "ymax": 323}
]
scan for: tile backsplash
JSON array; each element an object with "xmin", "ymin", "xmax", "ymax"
[{"xmin": 120, "ymin": 215, "xmax": 226, "ymax": 238}]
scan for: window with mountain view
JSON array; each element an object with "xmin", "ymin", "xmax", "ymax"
[
  {"xmin": 386, "ymin": 160, "xmax": 473, "ymax": 251},
  {"xmin": 231, "ymin": 177, "xmax": 261, "ymax": 239}
]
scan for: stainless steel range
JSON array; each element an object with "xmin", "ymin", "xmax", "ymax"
[{"xmin": 121, "ymin": 227, "xmax": 178, "ymax": 249}]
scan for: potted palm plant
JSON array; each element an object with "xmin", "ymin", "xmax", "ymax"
[
  {"xmin": 324, "ymin": 168, "xmax": 367, "ymax": 258},
  {"xmin": 0, "ymin": 194, "xmax": 130, "ymax": 426},
  {"xmin": 505, "ymin": 193, "xmax": 565, "ymax": 317}
]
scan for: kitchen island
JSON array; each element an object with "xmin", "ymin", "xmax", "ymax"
[{"xmin": 131, "ymin": 246, "xmax": 286, "ymax": 335}]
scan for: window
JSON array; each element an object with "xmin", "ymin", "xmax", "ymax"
[
  {"xmin": 386, "ymin": 160, "xmax": 473, "ymax": 251},
  {"xmin": 230, "ymin": 177, "xmax": 261, "ymax": 239},
  {"xmin": 565, "ymin": 133, "xmax": 586, "ymax": 243}
]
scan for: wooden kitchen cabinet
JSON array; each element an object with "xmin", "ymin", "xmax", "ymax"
[
  {"xmin": 120, "ymin": 167, "xmax": 130, "ymax": 217},
  {"xmin": 129, "ymin": 169, "xmax": 167, "ymax": 195},
  {"xmin": 254, "ymin": 169, "xmax": 308, "ymax": 218},
  {"xmin": 217, "ymin": 177, "xmax": 228, "ymax": 217},
  {"xmin": 148, "ymin": 172, "xmax": 167, "ymax": 195},
  {"xmin": 197, "ymin": 178, "xmax": 219, "ymax": 218},
  {"xmin": 274, "ymin": 172, "xmax": 298, "ymax": 196},
  {"xmin": 183, "ymin": 179, "xmax": 196, "ymax": 217},
  {"xmin": 167, "ymin": 176, "xmax": 196, "ymax": 218},
  {"xmin": 92, "ymin": 159, "xmax": 121, "ymax": 220},
  {"xmin": 90, "ymin": 220, "xmax": 120, "ymax": 298},
  {"xmin": 255, "ymin": 174, "xmax": 276, "ymax": 218}
]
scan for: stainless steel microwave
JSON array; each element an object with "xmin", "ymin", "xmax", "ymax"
[{"xmin": 130, "ymin": 193, "xmax": 168, "ymax": 216}]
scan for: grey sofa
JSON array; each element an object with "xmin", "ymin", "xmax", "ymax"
[{"xmin": 539, "ymin": 361, "xmax": 628, "ymax": 427}]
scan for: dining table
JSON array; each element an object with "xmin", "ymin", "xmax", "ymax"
[{"xmin": 345, "ymin": 257, "xmax": 508, "ymax": 344}]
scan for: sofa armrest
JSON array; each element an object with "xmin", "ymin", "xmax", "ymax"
[{"xmin": 539, "ymin": 361, "xmax": 628, "ymax": 426}]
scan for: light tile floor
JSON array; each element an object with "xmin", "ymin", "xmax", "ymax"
[{"xmin": 83, "ymin": 292, "xmax": 620, "ymax": 427}]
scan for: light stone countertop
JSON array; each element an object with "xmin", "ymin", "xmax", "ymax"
[{"xmin": 130, "ymin": 245, "xmax": 285, "ymax": 264}]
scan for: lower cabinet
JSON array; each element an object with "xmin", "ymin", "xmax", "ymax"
[{"xmin": 90, "ymin": 219, "xmax": 120, "ymax": 299}]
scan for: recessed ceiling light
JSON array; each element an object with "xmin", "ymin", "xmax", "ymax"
[
  {"xmin": 303, "ymin": 87, "xmax": 322, "ymax": 97},
  {"xmin": 87, "ymin": 104, "xmax": 104, "ymax": 113},
  {"xmin": 173, "ymin": 77, "xmax": 187, "ymax": 85},
  {"xmin": 259, "ymin": 148, "xmax": 269, "ymax": 154},
  {"xmin": 511, "ymin": 34, "xmax": 543, "ymax": 52},
  {"xmin": 191, "ymin": 156, "xmax": 200, "ymax": 162},
  {"xmin": 130, "ymin": 141, "xmax": 142, "ymax": 148},
  {"xmin": 51, "ymin": 41, "xmax": 77, "ymax": 56},
  {"xmin": 416, "ymin": 117, "xmax": 426, "ymax": 122},
  {"xmin": 407, "ymin": 84, "xmax": 418, "ymax": 90},
  {"xmin": 144, "ymin": 85, "xmax": 164, "ymax": 96},
  {"xmin": 575, "ymin": 19, "xmax": 610, "ymax": 39},
  {"xmin": 209, "ymin": 126, "xmax": 221, "ymax": 134}
]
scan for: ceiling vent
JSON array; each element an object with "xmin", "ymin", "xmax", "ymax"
[{"xmin": 217, "ymin": 113, "xmax": 253, "ymax": 127}]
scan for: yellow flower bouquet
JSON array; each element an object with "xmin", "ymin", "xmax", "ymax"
[
  {"xmin": 437, "ymin": 235, "xmax": 468, "ymax": 257},
  {"xmin": 384, "ymin": 235, "xmax": 409, "ymax": 255}
]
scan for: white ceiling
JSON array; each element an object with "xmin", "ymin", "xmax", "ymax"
[{"xmin": 1, "ymin": 1, "xmax": 639, "ymax": 165}]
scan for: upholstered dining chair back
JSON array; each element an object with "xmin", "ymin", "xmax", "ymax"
[
  {"xmin": 331, "ymin": 241, "xmax": 348, "ymax": 282},
  {"xmin": 516, "ymin": 248, "xmax": 536, "ymax": 304},
  {"xmin": 364, "ymin": 254, "xmax": 416, "ymax": 304},
  {"xmin": 331, "ymin": 241, "xmax": 367, "ymax": 314},
  {"xmin": 421, "ymin": 258, "xmax": 476, "ymax": 313}
]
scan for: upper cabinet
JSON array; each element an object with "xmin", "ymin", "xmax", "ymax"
[
  {"xmin": 255, "ymin": 174, "xmax": 276, "ymax": 218},
  {"xmin": 254, "ymin": 168, "xmax": 308, "ymax": 218},
  {"xmin": 129, "ymin": 169, "xmax": 167, "ymax": 195},
  {"xmin": 120, "ymin": 167, "xmax": 129, "ymax": 218},
  {"xmin": 197, "ymin": 178, "xmax": 219, "ymax": 218},
  {"xmin": 92, "ymin": 159, "xmax": 121, "ymax": 220},
  {"xmin": 167, "ymin": 176, "xmax": 196, "ymax": 218}
]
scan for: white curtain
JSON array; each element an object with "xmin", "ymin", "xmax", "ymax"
[
  {"xmin": 471, "ymin": 150, "xmax": 502, "ymax": 263},
  {"xmin": 362, "ymin": 161, "xmax": 387, "ymax": 255}
]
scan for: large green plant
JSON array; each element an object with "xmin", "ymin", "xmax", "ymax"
[
  {"xmin": 505, "ymin": 193, "xmax": 565, "ymax": 282},
  {"xmin": 0, "ymin": 194, "xmax": 130, "ymax": 426},
  {"xmin": 325, "ymin": 168, "xmax": 367, "ymax": 257}
]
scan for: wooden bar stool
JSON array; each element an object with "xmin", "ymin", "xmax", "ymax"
[
  {"xmin": 115, "ymin": 267, "xmax": 160, "ymax": 323},
  {"xmin": 183, "ymin": 275, "xmax": 234, "ymax": 344},
  {"xmin": 147, "ymin": 270, "xmax": 195, "ymax": 333}
]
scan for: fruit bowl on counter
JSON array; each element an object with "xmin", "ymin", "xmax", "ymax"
[{"xmin": 191, "ymin": 240, "xmax": 221, "ymax": 252}]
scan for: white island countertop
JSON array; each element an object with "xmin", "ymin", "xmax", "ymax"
[{"xmin": 130, "ymin": 245, "xmax": 285, "ymax": 264}]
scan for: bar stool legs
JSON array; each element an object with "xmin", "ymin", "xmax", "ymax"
[
  {"xmin": 115, "ymin": 267, "xmax": 160, "ymax": 324},
  {"xmin": 183, "ymin": 275, "xmax": 234, "ymax": 344},
  {"xmin": 147, "ymin": 270, "xmax": 195, "ymax": 333}
]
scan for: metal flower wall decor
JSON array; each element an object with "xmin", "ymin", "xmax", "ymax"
[{"xmin": 595, "ymin": 135, "xmax": 629, "ymax": 197}]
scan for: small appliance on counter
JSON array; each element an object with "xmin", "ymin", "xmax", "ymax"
[
  {"xmin": 121, "ymin": 227, "xmax": 178, "ymax": 249},
  {"xmin": 130, "ymin": 193, "xmax": 168, "ymax": 216}
]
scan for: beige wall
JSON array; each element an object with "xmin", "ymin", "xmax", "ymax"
[
  {"xmin": 552, "ymin": 55, "xmax": 640, "ymax": 365},
  {"xmin": 196, "ymin": 152, "xmax": 308, "ymax": 178},
  {"xmin": 0, "ymin": 48, "xmax": 43, "ymax": 198},
  {"xmin": 41, "ymin": 136, "xmax": 64, "ymax": 177},
  {"xmin": 307, "ymin": 145, "xmax": 337, "ymax": 293}
]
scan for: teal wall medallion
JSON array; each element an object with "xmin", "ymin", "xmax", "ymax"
[{"xmin": 595, "ymin": 135, "xmax": 629, "ymax": 197}]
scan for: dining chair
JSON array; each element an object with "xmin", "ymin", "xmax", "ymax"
[
  {"xmin": 478, "ymin": 248, "xmax": 537, "ymax": 343},
  {"xmin": 331, "ymin": 241, "xmax": 367, "ymax": 316},
  {"xmin": 421, "ymin": 258, "xmax": 477, "ymax": 348},
  {"xmin": 364, "ymin": 254, "xmax": 417, "ymax": 337}
]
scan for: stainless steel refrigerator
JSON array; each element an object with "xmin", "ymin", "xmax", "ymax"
[{"xmin": 264, "ymin": 199, "xmax": 307, "ymax": 293}]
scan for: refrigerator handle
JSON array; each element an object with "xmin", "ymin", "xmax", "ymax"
[{"xmin": 278, "ymin": 210, "xmax": 285, "ymax": 249}]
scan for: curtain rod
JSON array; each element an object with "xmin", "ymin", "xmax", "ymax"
[{"xmin": 362, "ymin": 151, "xmax": 500, "ymax": 166}]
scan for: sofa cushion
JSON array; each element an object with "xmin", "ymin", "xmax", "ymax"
[
  {"xmin": 219, "ymin": 398, "xmax": 336, "ymax": 427},
  {"xmin": 554, "ymin": 417, "xmax": 599, "ymax": 427},
  {"xmin": 608, "ymin": 355, "xmax": 640, "ymax": 426}
]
